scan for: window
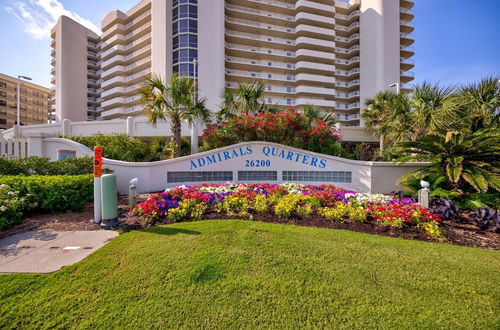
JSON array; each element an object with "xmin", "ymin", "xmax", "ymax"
[
  {"xmin": 0, "ymin": 100, "xmax": 6, "ymax": 106},
  {"xmin": 0, "ymin": 118, "xmax": 6, "ymax": 125},
  {"xmin": 267, "ymin": 98, "xmax": 272, "ymax": 103},
  {"xmin": 286, "ymin": 64, "xmax": 292, "ymax": 69},
  {"xmin": 267, "ymin": 50, "xmax": 272, "ymax": 54},
  {"xmin": 287, "ymin": 76, "xmax": 292, "ymax": 81},
  {"xmin": 286, "ymin": 52, "xmax": 292, "ymax": 56},
  {"xmin": 286, "ymin": 99, "xmax": 292, "ymax": 105},
  {"xmin": 0, "ymin": 91, "xmax": 6, "ymax": 97},
  {"xmin": 267, "ymin": 74, "xmax": 272, "ymax": 79},
  {"xmin": 0, "ymin": 82, "xmax": 6, "ymax": 88},
  {"xmin": 286, "ymin": 87, "xmax": 292, "ymax": 93},
  {"xmin": 267, "ymin": 86, "xmax": 272, "ymax": 91},
  {"xmin": 268, "ymin": 62, "xmax": 272, "ymax": 66}
]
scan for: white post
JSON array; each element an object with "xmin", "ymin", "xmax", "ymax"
[
  {"xmin": 418, "ymin": 180, "xmax": 430, "ymax": 208},
  {"xmin": 191, "ymin": 121, "xmax": 198, "ymax": 154},
  {"xmin": 126, "ymin": 116, "xmax": 135, "ymax": 136},
  {"xmin": 62, "ymin": 119, "xmax": 71, "ymax": 137},
  {"xmin": 94, "ymin": 177, "xmax": 102, "ymax": 224},
  {"xmin": 16, "ymin": 78, "xmax": 20, "ymax": 127}
]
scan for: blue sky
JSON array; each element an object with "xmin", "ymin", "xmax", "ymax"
[{"xmin": 0, "ymin": 0, "xmax": 498, "ymax": 88}]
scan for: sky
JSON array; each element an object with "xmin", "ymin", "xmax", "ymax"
[{"xmin": 0, "ymin": 0, "xmax": 498, "ymax": 88}]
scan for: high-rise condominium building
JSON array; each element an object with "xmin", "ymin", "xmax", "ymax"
[
  {"xmin": 50, "ymin": 0, "xmax": 414, "ymax": 131},
  {"xmin": 0, "ymin": 73, "xmax": 51, "ymax": 130}
]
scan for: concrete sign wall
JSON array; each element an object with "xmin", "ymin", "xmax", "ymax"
[{"xmin": 102, "ymin": 141, "xmax": 428, "ymax": 194}]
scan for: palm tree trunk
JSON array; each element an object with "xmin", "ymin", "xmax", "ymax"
[
  {"xmin": 380, "ymin": 135, "xmax": 384, "ymax": 151},
  {"xmin": 171, "ymin": 119, "xmax": 182, "ymax": 158}
]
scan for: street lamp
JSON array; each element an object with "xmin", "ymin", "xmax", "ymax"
[
  {"xmin": 191, "ymin": 59, "xmax": 199, "ymax": 154},
  {"xmin": 389, "ymin": 82, "xmax": 400, "ymax": 95},
  {"xmin": 16, "ymin": 75, "xmax": 32, "ymax": 126}
]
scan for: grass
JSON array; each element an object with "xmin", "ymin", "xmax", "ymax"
[{"xmin": 0, "ymin": 220, "xmax": 499, "ymax": 329}]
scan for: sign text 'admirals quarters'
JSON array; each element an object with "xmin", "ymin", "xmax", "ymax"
[{"xmin": 189, "ymin": 145, "xmax": 328, "ymax": 170}]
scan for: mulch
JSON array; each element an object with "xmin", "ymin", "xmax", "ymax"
[{"xmin": 2, "ymin": 194, "xmax": 499, "ymax": 250}]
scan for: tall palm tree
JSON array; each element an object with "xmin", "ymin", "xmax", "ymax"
[
  {"xmin": 139, "ymin": 74, "xmax": 210, "ymax": 158},
  {"xmin": 217, "ymin": 81, "xmax": 278, "ymax": 121}
]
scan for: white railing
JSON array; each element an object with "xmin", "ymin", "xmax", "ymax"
[
  {"xmin": 225, "ymin": 42, "xmax": 294, "ymax": 57},
  {"xmin": 226, "ymin": 17, "xmax": 294, "ymax": 33},
  {"xmin": 335, "ymin": 10, "xmax": 360, "ymax": 20},
  {"xmin": 225, "ymin": 4, "xmax": 294, "ymax": 21},
  {"xmin": 336, "ymin": 68, "xmax": 360, "ymax": 76},
  {"xmin": 0, "ymin": 137, "xmax": 29, "ymax": 159},
  {"xmin": 226, "ymin": 29, "xmax": 295, "ymax": 46},
  {"xmin": 335, "ymin": 34, "xmax": 360, "ymax": 43},
  {"xmin": 225, "ymin": 69, "xmax": 295, "ymax": 82},
  {"xmin": 335, "ymin": 22, "xmax": 360, "ymax": 32},
  {"xmin": 226, "ymin": 56, "xmax": 294, "ymax": 70},
  {"xmin": 335, "ymin": 79, "xmax": 360, "ymax": 87},
  {"xmin": 336, "ymin": 114, "xmax": 360, "ymax": 121}
]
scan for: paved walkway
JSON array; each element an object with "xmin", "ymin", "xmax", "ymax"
[{"xmin": 0, "ymin": 230, "xmax": 118, "ymax": 273}]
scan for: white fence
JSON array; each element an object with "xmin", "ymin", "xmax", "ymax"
[{"xmin": 0, "ymin": 117, "xmax": 378, "ymax": 143}]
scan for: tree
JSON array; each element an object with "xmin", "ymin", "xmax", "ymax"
[
  {"xmin": 301, "ymin": 104, "xmax": 337, "ymax": 127},
  {"xmin": 362, "ymin": 91, "xmax": 412, "ymax": 150},
  {"xmin": 396, "ymin": 129, "xmax": 500, "ymax": 194},
  {"xmin": 139, "ymin": 74, "xmax": 210, "ymax": 158},
  {"xmin": 216, "ymin": 81, "xmax": 278, "ymax": 121}
]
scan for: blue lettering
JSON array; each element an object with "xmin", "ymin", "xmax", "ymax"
[
  {"xmin": 271, "ymin": 147, "xmax": 278, "ymax": 156},
  {"xmin": 197, "ymin": 158, "xmax": 206, "ymax": 167},
  {"xmin": 319, "ymin": 159, "xmax": 327, "ymax": 168},
  {"xmin": 246, "ymin": 146, "xmax": 253, "ymax": 155},
  {"xmin": 295, "ymin": 153, "xmax": 302, "ymax": 162},
  {"xmin": 238, "ymin": 147, "xmax": 245, "ymax": 156},
  {"xmin": 302, "ymin": 155, "xmax": 310, "ymax": 165},
  {"xmin": 206, "ymin": 155, "xmax": 217, "ymax": 165},
  {"xmin": 278, "ymin": 149, "xmax": 286, "ymax": 158},
  {"xmin": 190, "ymin": 160, "xmax": 197, "ymax": 170},
  {"xmin": 262, "ymin": 146, "xmax": 270, "ymax": 156},
  {"xmin": 286, "ymin": 151, "xmax": 294, "ymax": 160},
  {"xmin": 223, "ymin": 151, "xmax": 231, "ymax": 160},
  {"xmin": 310, "ymin": 157, "xmax": 318, "ymax": 167},
  {"xmin": 217, "ymin": 153, "xmax": 223, "ymax": 162},
  {"xmin": 232, "ymin": 149, "xmax": 240, "ymax": 158}
]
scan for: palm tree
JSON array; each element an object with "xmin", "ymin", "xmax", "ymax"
[
  {"xmin": 301, "ymin": 104, "xmax": 336, "ymax": 127},
  {"xmin": 410, "ymin": 82, "xmax": 457, "ymax": 139},
  {"xmin": 362, "ymin": 91, "xmax": 411, "ymax": 150},
  {"xmin": 396, "ymin": 129, "xmax": 500, "ymax": 193},
  {"xmin": 217, "ymin": 81, "xmax": 278, "ymax": 121},
  {"xmin": 139, "ymin": 74, "xmax": 210, "ymax": 158},
  {"xmin": 457, "ymin": 77, "xmax": 500, "ymax": 132}
]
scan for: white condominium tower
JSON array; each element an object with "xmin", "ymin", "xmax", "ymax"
[{"xmin": 50, "ymin": 0, "xmax": 414, "ymax": 129}]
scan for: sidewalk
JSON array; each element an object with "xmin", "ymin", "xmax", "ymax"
[{"xmin": 0, "ymin": 230, "xmax": 118, "ymax": 273}]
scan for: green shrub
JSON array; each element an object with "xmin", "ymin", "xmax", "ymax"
[
  {"xmin": 0, "ymin": 184, "xmax": 34, "ymax": 230},
  {"xmin": 70, "ymin": 134, "xmax": 154, "ymax": 162},
  {"xmin": 0, "ymin": 156, "xmax": 99, "ymax": 176},
  {"xmin": 0, "ymin": 175, "xmax": 93, "ymax": 213}
]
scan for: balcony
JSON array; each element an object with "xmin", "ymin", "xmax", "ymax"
[
  {"xmin": 336, "ymin": 113, "xmax": 360, "ymax": 121},
  {"xmin": 101, "ymin": 95, "xmax": 141, "ymax": 109},
  {"xmin": 225, "ymin": 4, "xmax": 294, "ymax": 24},
  {"xmin": 101, "ymin": 57, "xmax": 151, "ymax": 80},
  {"xmin": 295, "ymin": 73, "xmax": 335, "ymax": 85},
  {"xmin": 400, "ymin": 45, "xmax": 415, "ymax": 56},
  {"xmin": 335, "ymin": 22, "xmax": 360, "ymax": 33},
  {"xmin": 400, "ymin": 20, "xmax": 415, "ymax": 33},
  {"xmin": 335, "ymin": 45, "xmax": 360, "ymax": 55},
  {"xmin": 227, "ymin": 82, "xmax": 294, "ymax": 95},
  {"xmin": 295, "ymin": 98, "xmax": 336, "ymax": 108},
  {"xmin": 226, "ymin": 56, "xmax": 294, "ymax": 71},
  {"xmin": 101, "ymin": 23, "xmax": 151, "ymax": 51},
  {"xmin": 335, "ymin": 33, "xmax": 360, "ymax": 45},
  {"xmin": 335, "ymin": 10, "xmax": 360, "ymax": 21},
  {"xmin": 101, "ymin": 46, "xmax": 150, "ymax": 70},
  {"xmin": 295, "ymin": 86, "xmax": 336, "ymax": 97},
  {"xmin": 101, "ymin": 83, "xmax": 142, "ymax": 99},
  {"xmin": 336, "ymin": 68, "xmax": 360, "ymax": 77},
  {"xmin": 295, "ymin": 0, "xmax": 335, "ymax": 15},
  {"xmin": 225, "ymin": 29, "xmax": 295, "ymax": 47},
  {"xmin": 335, "ymin": 79, "xmax": 360, "ymax": 88},
  {"xmin": 295, "ymin": 36, "xmax": 335, "ymax": 51},
  {"xmin": 336, "ymin": 91, "xmax": 360, "ymax": 99},
  {"xmin": 225, "ymin": 17, "xmax": 294, "ymax": 36},
  {"xmin": 336, "ymin": 102, "xmax": 360, "ymax": 110},
  {"xmin": 101, "ymin": 11, "xmax": 151, "ymax": 39},
  {"xmin": 225, "ymin": 42, "xmax": 295, "ymax": 59},
  {"xmin": 100, "ymin": 68, "xmax": 151, "ymax": 89},
  {"xmin": 295, "ymin": 61, "xmax": 335, "ymax": 74},
  {"xmin": 225, "ymin": 69, "xmax": 295, "ymax": 82},
  {"xmin": 100, "ymin": 33, "xmax": 151, "ymax": 60},
  {"xmin": 400, "ymin": 32, "xmax": 415, "ymax": 46},
  {"xmin": 295, "ymin": 24, "xmax": 335, "ymax": 39},
  {"xmin": 101, "ymin": 105, "xmax": 143, "ymax": 119},
  {"xmin": 335, "ymin": 56, "xmax": 360, "ymax": 67},
  {"xmin": 295, "ymin": 49, "xmax": 335, "ymax": 63},
  {"xmin": 295, "ymin": 12, "xmax": 335, "ymax": 27},
  {"xmin": 400, "ymin": 57, "xmax": 415, "ymax": 69}
]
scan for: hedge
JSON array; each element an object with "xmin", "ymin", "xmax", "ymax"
[{"xmin": 0, "ymin": 175, "xmax": 93, "ymax": 214}]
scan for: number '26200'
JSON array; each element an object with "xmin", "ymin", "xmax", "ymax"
[{"xmin": 245, "ymin": 160, "xmax": 271, "ymax": 167}]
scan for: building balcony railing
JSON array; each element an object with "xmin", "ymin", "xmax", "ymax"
[
  {"xmin": 225, "ymin": 42, "xmax": 295, "ymax": 58},
  {"xmin": 336, "ymin": 102, "xmax": 360, "ymax": 110},
  {"xmin": 336, "ymin": 68, "xmax": 360, "ymax": 77},
  {"xmin": 335, "ymin": 33, "xmax": 360, "ymax": 43},
  {"xmin": 225, "ymin": 17, "xmax": 294, "ymax": 34},
  {"xmin": 335, "ymin": 57, "xmax": 360, "ymax": 66},
  {"xmin": 336, "ymin": 113, "xmax": 360, "ymax": 121},
  {"xmin": 225, "ymin": 4, "xmax": 294, "ymax": 22},
  {"xmin": 335, "ymin": 22, "xmax": 360, "ymax": 32},
  {"xmin": 226, "ymin": 29, "xmax": 295, "ymax": 46},
  {"xmin": 335, "ymin": 79, "xmax": 360, "ymax": 87},
  {"xmin": 226, "ymin": 56, "xmax": 294, "ymax": 70},
  {"xmin": 336, "ymin": 91, "xmax": 360, "ymax": 99},
  {"xmin": 225, "ymin": 69, "xmax": 295, "ymax": 82},
  {"xmin": 335, "ymin": 10, "xmax": 360, "ymax": 21}
]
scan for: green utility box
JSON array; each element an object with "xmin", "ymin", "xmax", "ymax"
[{"xmin": 101, "ymin": 174, "xmax": 118, "ymax": 229}]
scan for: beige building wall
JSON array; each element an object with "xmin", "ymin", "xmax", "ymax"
[
  {"xmin": 51, "ymin": 16, "xmax": 100, "ymax": 122},
  {"xmin": 0, "ymin": 73, "xmax": 50, "ymax": 129},
  {"xmin": 50, "ymin": 0, "xmax": 414, "ymax": 137},
  {"xmin": 198, "ymin": 0, "xmax": 226, "ymax": 112}
]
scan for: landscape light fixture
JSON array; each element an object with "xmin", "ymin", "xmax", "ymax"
[{"xmin": 16, "ymin": 75, "xmax": 32, "ymax": 127}]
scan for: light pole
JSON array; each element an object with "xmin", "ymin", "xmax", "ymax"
[
  {"xmin": 191, "ymin": 59, "xmax": 199, "ymax": 154},
  {"xmin": 389, "ymin": 82, "xmax": 400, "ymax": 95},
  {"xmin": 16, "ymin": 75, "xmax": 32, "ymax": 126}
]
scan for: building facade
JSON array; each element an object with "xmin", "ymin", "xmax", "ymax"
[
  {"xmin": 50, "ymin": 0, "xmax": 414, "ymax": 129},
  {"xmin": 0, "ymin": 73, "xmax": 51, "ymax": 130}
]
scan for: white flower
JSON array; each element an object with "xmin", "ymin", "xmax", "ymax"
[{"xmin": 0, "ymin": 206, "xmax": 7, "ymax": 212}]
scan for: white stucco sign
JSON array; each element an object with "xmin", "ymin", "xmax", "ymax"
[{"xmin": 98, "ymin": 141, "xmax": 428, "ymax": 194}]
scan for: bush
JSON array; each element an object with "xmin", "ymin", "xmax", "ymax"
[
  {"xmin": 0, "ymin": 175, "xmax": 93, "ymax": 214},
  {"xmin": 0, "ymin": 184, "xmax": 34, "ymax": 230},
  {"xmin": 201, "ymin": 111, "xmax": 342, "ymax": 156},
  {"xmin": 0, "ymin": 156, "xmax": 98, "ymax": 176},
  {"xmin": 70, "ymin": 134, "xmax": 155, "ymax": 162}
]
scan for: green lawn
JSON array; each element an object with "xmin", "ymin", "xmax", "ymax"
[{"xmin": 1, "ymin": 220, "xmax": 499, "ymax": 329}]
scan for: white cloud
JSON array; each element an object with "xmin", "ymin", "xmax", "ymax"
[{"xmin": 4, "ymin": 0, "xmax": 100, "ymax": 39}]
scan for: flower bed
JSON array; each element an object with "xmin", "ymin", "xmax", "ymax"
[{"xmin": 131, "ymin": 183, "xmax": 442, "ymax": 237}]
